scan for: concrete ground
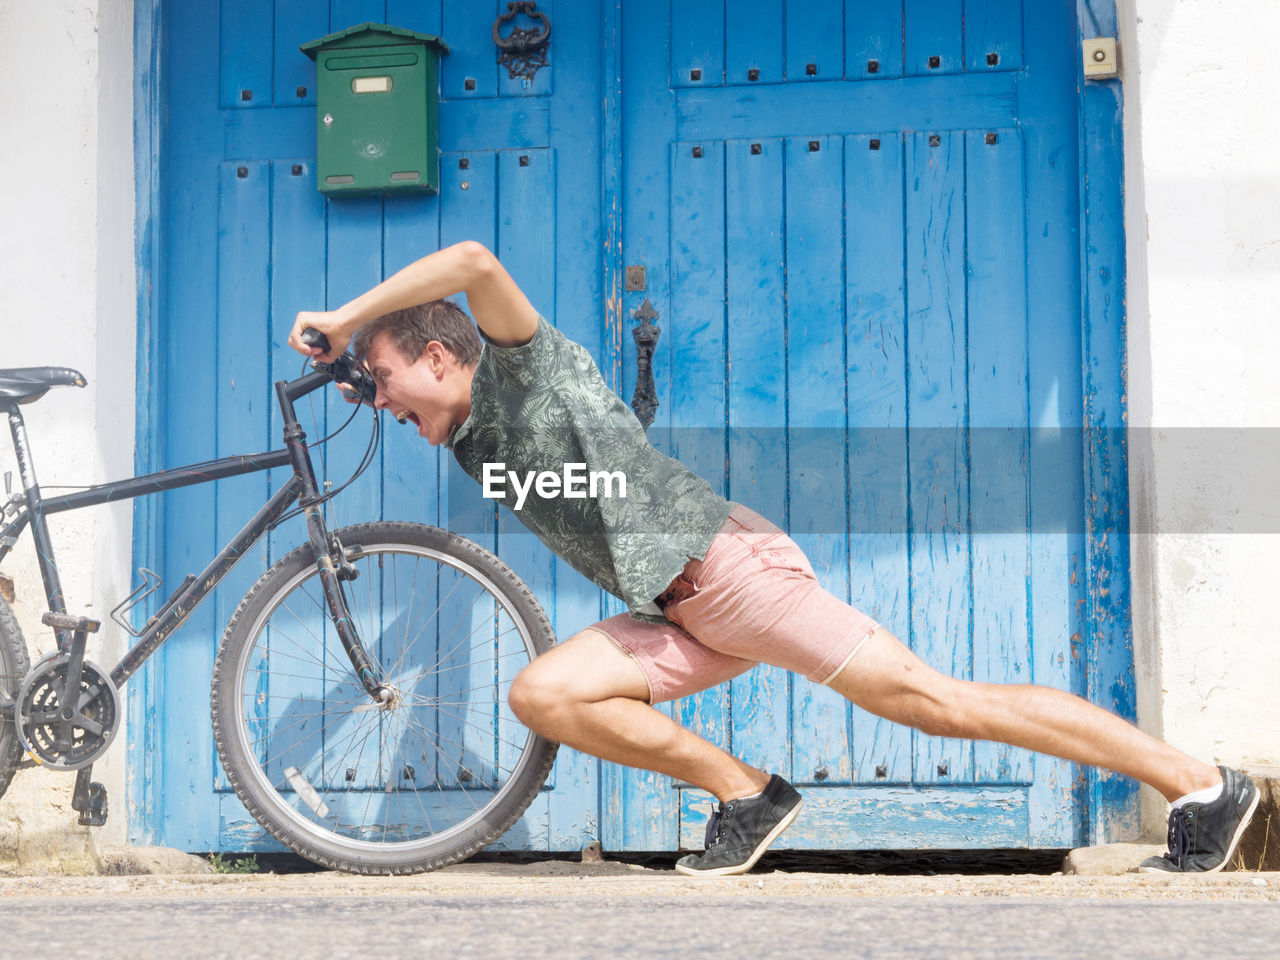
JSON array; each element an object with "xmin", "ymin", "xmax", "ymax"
[{"xmin": 2, "ymin": 858, "xmax": 1277, "ymax": 960}]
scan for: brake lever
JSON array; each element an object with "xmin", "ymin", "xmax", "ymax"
[
  {"xmin": 324, "ymin": 355, "xmax": 377, "ymax": 407},
  {"xmin": 301, "ymin": 328, "xmax": 376, "ymax": 406}
]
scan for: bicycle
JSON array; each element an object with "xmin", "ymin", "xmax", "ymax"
[{"xmin": 0, "ymin": 335, "xmax": 557, "ymax": 874}]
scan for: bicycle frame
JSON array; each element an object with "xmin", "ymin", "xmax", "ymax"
[{"xmin": 0, "ymin": 363, "xmax": 386, "ymax": 705}]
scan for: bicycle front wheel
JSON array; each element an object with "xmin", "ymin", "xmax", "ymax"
[
  {"xmin": 0, "ymin": 597, "xmax": 32, "ymax": 802},
  {"xmin": 211, "ymin": 521, "xmax": 558, "ymax": 874}
]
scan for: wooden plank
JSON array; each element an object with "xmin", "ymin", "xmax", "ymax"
[
  {"xmin": 542, "ymin": 0, "xmax": 604, "ymax": 853},
  {"xmin": 433, "ymin": 145, "xmax": 521, "ymax": 836},
  {"xmin": 219, "ymin": 793, "xmax": 288, "ymax": 851},
  {"xmin": 905, "ymin": 0, "xmax": 964, "ymax": 77},
  {"xmin": 273, "ymin": 2, "xmax": 329, "ymax": 107},
  {"xmin": 785, "ymin": 0, "xmax": 843, "ymax": 82},
  {"xmin": 905, "ymin": 129, "xmax": 972, "ymax": 787},
  {"xmin": 385, "ymin": 0, "xmax": 443, "ymax": 37},
  {"xmin": 323, "ymin": 193, "xmax": 385, "ymax": 532},
  {"xmin": 157, "ymin": 0, "xmax": 223, "ymax": 849},
  {"xmin": 214, "ymin": 98, "xmax": 557, "ymax": 156},
  {"xmin": 330, "ymin": 0, "xmax": 387, "ymax": 29},
  {"xmin": 254, "ymin": 159, "xmax": 325, "ymax": 813},
  {"xmin": 434, "ymin": 542, "xmax": 500, "ymax": 794},
  {"xmin": 844, "ymin": 132, "xmax": 912, "ymax": 785},
  {"xmin": 725, "ymin": 136, "xmax": 790, "ymax": 781},
  {"xmin": 966, "ymin": 0, "xmax": 1023, "ymax": 73},
  {"xmin": 675, "ymin": 72, "xmax": 1018, "ymax": 141},
  {"xmin": 268, "ymin": 159, "xmax": 327, "ymax": 563},
  {"xmin": 680, "ymin": 785, "xmax": 1033, "ymax": 849},
  {"xmin": 670, "ymin": 1, "xmax": 724, "ymax": 87},
  {"xmin": 382, "ymin": 191, "xmax": 443, "ymax": 527},
  {"xmin": 442, "ymin": 0, "xmax": 497, "ymax": 99},
  {"xmin": 726, "ymin": 0, "xmax": 783, "ymax": 85},
  {"xmin": 491, "ymin": 146, "xmax": 556, "ymax": 592},
  {"xmin": 318, "ymin": 187, "xmax": 387, "ymax": 796},
  {"xmin": 601, "ymin": 1, "xmax": 685, "ymax": 853},
  {"xmin": 1081, "ymin": 59, "xmax": 1139, "ymax": 845},
  {"xmin": 845, "ymin": 0, "xmax": 904, "ymax": 79},
  {"xmin": 332, "ymin": 182, "xmax": 448, "ymax": 825},
  {"xmin": 212, "ymin": 160, "xmax": 272, "ymax": 796},
  {"xmin": 219, "ymin": 0, "xmax": 273, "ymax": 109},
  {"xmin": 905, "ymin": 0, "xmax": 963, "ymax": 76},
  {"xmin": 965, "ymin": 128, "xmax": 1033, "ymax": 785},
  {"xmin": 1020, "ymin": 0, "xmax": 1087, "ymax": 847},
  {"xmin": 670, "ymin": 140, "xmax": 731, "ymax": 760},
  {"xmin": 784, "ymin": 134, "xmax": 853, "ymax": 787},
  {"xmin": 222, "ymin": 109, "xmax": 314, "ymax": 162},
  {"xmin": 439, "ymin": 151, "xmax": 496, "ymax": 550},
  {"xmin": 129, "ymin": 0, "xmax": 166, "ymax": 847},
  {"xmin": 493, "ymin": 147, "xmax": 560, "ymax": 832}
]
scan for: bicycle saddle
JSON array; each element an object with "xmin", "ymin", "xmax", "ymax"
[{"xmin": 0, "ymin": 367, "xmax": 87, "ymax": 404}]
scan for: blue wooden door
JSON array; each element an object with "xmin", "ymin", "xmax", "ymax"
[
  {"xmin": 604, "ymin": 0, "xmax": 1102, "ymax": 851},
  {"xmin": 138, "ymin": 0, "xmax": 1124, "ymax": 854},
  {"xmin": 141, "ymin": 0, "xmax": 609, "ymax": 853}
]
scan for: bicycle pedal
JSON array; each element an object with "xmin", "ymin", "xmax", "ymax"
[
  {"xmin": 76, "ymin": 782, "xmax": 108, "ymax": 827},
  {"xmin": 41, "ymin": 611, "xmax": 101, "ymax": 634}
]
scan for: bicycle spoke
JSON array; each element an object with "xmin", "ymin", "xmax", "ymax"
[{"xmin": 219, "ymin": 534, "xmax": 552, "ymax": 868}]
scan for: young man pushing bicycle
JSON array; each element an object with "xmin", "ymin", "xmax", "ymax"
[{"xmin": 289, "ymin": 241, "xmax": 1258, "ymax": 877}]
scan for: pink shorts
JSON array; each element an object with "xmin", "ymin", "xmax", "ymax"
[{"xmin": 587, "ymin": 503, "xmax": 881, "ymax": 703}]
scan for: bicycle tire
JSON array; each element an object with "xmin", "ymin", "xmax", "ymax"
[
  {"xmin": 211, "ymin": 521, "xmax": 558, "ymax": 874},
  {"xmin": 0, "ymin": 597, "xmax": 32, "ymax": 802}
]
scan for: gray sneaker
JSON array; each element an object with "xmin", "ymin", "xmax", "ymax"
[
  {"xmin": 1140, "ymin": 766, "xmax": 1260, "ymax": 874},
  {"xmin": 674, "ymin": 774, "xmax": 803, "ymax": 877}
]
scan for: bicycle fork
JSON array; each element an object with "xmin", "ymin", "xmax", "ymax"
[{"xmin": 275, "ymin": 377, "xmax": 390, "ymax": 704}]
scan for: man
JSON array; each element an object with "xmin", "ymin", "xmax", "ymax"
[{"xmin": 290, "ymin": 240, "xmax": 1257, "ymax": 877}]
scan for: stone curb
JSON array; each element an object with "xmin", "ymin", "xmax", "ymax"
[
  {"xmin": 93, "ymin": 845, "xmax": 214, "ymax": 876},
  {"xmin": 1061, "ymin": 841, "xmax": 1166, "ymax": 876}
]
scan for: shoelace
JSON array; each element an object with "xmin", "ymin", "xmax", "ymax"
[
  {"xmin": 704, "ymin": 803, "xmax": 733, "ymax": 849},
  {"xmin": 1166, "ymin": 807, "xmax": 1193, "ymax": 867}
]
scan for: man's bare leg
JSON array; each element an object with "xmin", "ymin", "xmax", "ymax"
[
  {"xmin": 830, "ymin": 626, "xmax": 1221, "ymax": 802},
  {"xmin": 508, "ymin": 629, "xmax": 769, "ymax": 802}
]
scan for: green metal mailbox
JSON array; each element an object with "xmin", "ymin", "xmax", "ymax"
[{"xmin": 301, "ymin": 23, "xmax": 448, "ymax": 196}]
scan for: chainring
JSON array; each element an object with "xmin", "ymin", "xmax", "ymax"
[{"xmin": 16, "ymin": 653, "xmax": 120, "ymax": 770}]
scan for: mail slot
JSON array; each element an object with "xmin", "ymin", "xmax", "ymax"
[{"xmin": 301, "ymin": 22, "xmax": 448, "ymax": 196}]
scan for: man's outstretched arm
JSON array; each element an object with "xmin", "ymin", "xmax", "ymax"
[{"xmin": 289, "ymin": 241, "xmax": 539, "ymax": 361}]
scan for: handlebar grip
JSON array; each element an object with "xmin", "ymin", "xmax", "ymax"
[{"xmin": 301, "ymin": 327, "xmax": 331, "ymax": 354}]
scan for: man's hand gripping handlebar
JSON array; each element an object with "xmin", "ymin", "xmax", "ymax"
[{"xmin": 300, "ymin": 328, "xmax": 377, "ymax": 407}]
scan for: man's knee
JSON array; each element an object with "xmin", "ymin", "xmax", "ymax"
[
  {"xmin": 507, "ymin": 629, "xmax": 603, "ymax": 729},
  {"xmin": 885, "ymin": 679, "xmax": 977, "ymax": 740},
  {"xmin": 508, "ymin": 628, "xmax": 650, "ymax": 734},
  {"xmin": 507, "ymin": 659, "xmax": 562, "ymax": 730}
]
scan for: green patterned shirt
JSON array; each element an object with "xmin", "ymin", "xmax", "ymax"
[{"xmin": 446, "ymin": 316, "xmax": 732, "ymax": 620}]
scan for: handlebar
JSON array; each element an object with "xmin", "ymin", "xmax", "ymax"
[{"xmin": 301, "ymin": 328, "xmax": 376, "ymax": 406}]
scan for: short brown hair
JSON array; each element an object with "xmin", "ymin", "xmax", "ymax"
[{"xmin": 351, "ymin": 299, "xmax": 482, "ymax": 367}]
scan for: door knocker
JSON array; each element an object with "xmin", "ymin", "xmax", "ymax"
[{"xmin": 492, "ymin": 2, "xmax": 552, "ymax": 83}]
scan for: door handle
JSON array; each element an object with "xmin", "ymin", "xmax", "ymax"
[{"xmin": 630, "ymin": 297, "xmax": 661, "ymax": 429}]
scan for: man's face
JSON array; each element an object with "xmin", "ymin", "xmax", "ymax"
[{"xmin": 363, "ymin": 332, "xmax": 468, "ymax": 446}]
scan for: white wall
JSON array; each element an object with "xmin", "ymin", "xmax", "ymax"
[
  {"xmin": 0, "ymin": 0, "xmax": 135, "ymax": 867},
  {"xmin": 1124, "ymin": 0, "xmax": 1280, "ymax": 832}
]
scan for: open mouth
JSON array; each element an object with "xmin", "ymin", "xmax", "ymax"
[{"xmin": 394, "ymin": 410, "xmax": 421, "ymax": 428}]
